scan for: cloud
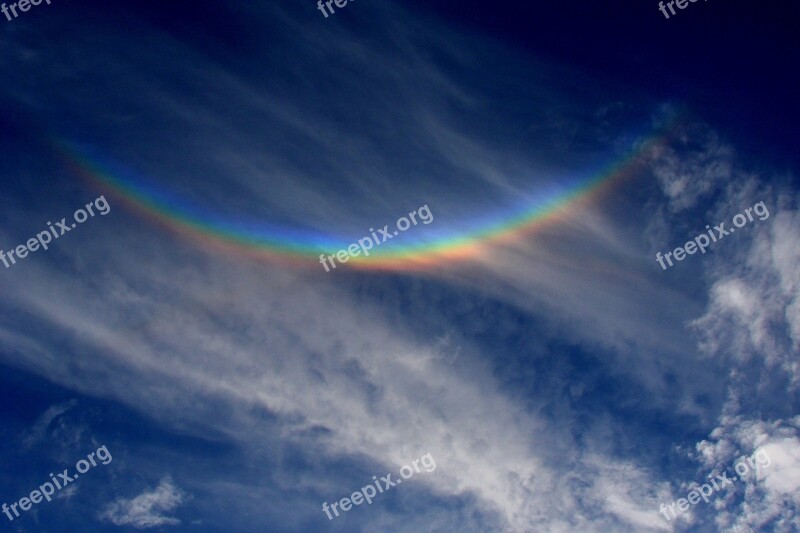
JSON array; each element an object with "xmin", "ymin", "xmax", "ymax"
[
  {"xmin": 100, "ymin": 477, "xmax": 187, "ymax": 529},
  {"xmin": 691, "ymin": 194, "xmax": 800, "ymax": 377},
  {"xmin": 21, "ymin": 399, "xmax": 78, "ymax": 450},
  {"xmin": 647, "ymin": 118, "xmax": 733, "ymax": 212},
  {"xmin": 653, "ymin": 132, "xmax": 800, "ymax": 530},
  {"xmin": 57, "ymin": 484, "xmax": 79, "ymax": 501},
  {"xmin": 694, "ymin": 417, "xmax": 800, "ymax": 531}
]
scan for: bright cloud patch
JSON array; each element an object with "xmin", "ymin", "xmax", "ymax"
[{"xmin": 100, "ymin": 477, "xmax": 187, "ymax": 529}]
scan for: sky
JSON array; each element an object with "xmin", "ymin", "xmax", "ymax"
[{"xmin": 0, "ymin": 0, "xmax": 798, "ymax": 531}]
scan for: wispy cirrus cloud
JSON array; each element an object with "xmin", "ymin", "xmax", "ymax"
[{"xmin": 21, "ymin": 399, "xmax": 78, "ymax": 450}]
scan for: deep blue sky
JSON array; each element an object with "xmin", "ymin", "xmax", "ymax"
[{"xmin": 409, "ymin": 0, "xmax": 800, "ymax": 162}]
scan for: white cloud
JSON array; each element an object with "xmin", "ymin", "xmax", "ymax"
[
  {"xmin": 100, "ymin": 477, "xmax": 187, "ymax": 529},
  {"xmin": 693, "ymin": 418, "xmax": 800, "ymax": 531},
  {"xmin": 691, "ymin": 199, "xmax": 800, "ymax": 378},
  {"xmin": 673, "ymin": 157, "xmax": 800, "ymax": 530},
  {"xmin": 760, "ymin": 438, "xmax": 800, "ymax": 494}
]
